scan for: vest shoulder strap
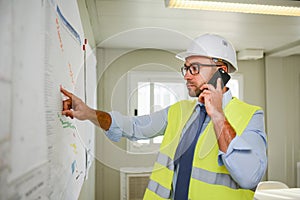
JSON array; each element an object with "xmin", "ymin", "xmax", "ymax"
[{"xmin": 224, "ymin": 98, "xmax": 261, "ymax": 135}]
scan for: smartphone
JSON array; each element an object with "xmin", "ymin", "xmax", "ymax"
[{"xmin": 207, "ymin": 68, "xmax": 231, "ymax": 89}]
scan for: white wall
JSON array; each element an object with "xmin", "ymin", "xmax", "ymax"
[{"xmin": 265, "ymin": 55, "xmax": 300, "ymax": 187}]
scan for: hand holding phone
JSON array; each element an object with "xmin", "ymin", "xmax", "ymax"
[{"xmin": 207, "ymin": 68, "xmax": 231, "ymax": 89}]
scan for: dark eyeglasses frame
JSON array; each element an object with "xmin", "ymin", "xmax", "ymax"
[{"xmin": 181, "ymin": 62, "xmax": 223, "ymax": 76}]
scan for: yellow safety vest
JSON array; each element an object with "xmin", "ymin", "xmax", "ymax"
[{"xmin": 143, "ymin": 98, "xmax": 261, "ymax": 200}]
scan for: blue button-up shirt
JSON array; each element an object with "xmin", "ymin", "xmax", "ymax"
[{"xmin": 105, "ymin": 90, "xmax": 267, "ymax": 192}]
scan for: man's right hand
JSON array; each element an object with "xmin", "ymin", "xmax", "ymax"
[
  {"xmin": 60, "ymin": 86, "xmax": 94, "ymax": 121},
  {"xmin": 60, "ymin": 86, "xmax": 112, "ymax": 130}
]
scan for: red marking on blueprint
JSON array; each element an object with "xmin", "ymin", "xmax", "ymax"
[
  {"xmin": 56, "ymin": 17, "xmax": 64, "ymax": 52},
  {"xmin": 68, "ymin": 62, "xmax": 75, "ymax": 86}
]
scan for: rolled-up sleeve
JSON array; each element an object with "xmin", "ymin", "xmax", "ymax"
[
  {"xmin": 104, "ymin": 107, "xmax": 169, "ymax": 142},
  {"xmin": 218, "ymin": 110, "xmax": 267, "ymax": 189}
]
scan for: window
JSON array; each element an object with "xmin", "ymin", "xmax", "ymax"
[
  {"xmin": 228, "ymin": 73, "xmax": 243, "ymax": 100},
  {"xmin": 127, "ymin": 71, "xmax": 243, "ymax": 153},
  {"xmin": 127, "ymin": 71, "xmax": 188, "ymax": 153}
]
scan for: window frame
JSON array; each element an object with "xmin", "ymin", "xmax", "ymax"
[{"xmin": 127, "ymin": 70, "xmax": 188, "ymax": 153}]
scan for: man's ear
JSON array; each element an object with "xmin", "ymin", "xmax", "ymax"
[{"xmin": 220, "ymin": 65, "xmax": 228, "ymax": 73}]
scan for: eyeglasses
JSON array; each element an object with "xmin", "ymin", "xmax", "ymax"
[{"xmin": 180, "ymin": 62, "xmax": 222, "ymax": 76}]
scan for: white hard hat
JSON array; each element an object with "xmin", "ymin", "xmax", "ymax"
[{"xmin": 176, "ymin": 33, "xmax": 238, "ymax": 73}]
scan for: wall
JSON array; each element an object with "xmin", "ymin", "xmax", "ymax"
[
  {"xmin": 95, "ymin": 48, "xmax": 267, "ymax": 199},
  {"xmin": 265, "ymin": 55, "xmax": 300, "ymax": 187},
  {"xmin": 238, "ymin": 59, "xmax": 266, "ymax": 111}
]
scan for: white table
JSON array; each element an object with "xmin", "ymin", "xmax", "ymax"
[{"xmin": 254, "ymin": 188, "xmax": 300, "ymax": 200}]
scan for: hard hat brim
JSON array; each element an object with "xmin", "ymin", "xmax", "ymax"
[
  {"xmin": 175, "ymin": 51, "xmax": 237, "ymax": 73},
  {"xmin": 176, "ymin": 51, "xmax": 209, "ymax": 61}
]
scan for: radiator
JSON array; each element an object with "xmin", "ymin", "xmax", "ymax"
[{"xmin": 120, "ymin": 167, "xmax": 152, "ymax": 200}]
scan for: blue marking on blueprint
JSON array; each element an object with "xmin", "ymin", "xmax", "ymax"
[
  {"xmin": 71, "ymin": 160, "xmax": 76, "ymax": 174},
  {"xmin": 56, "ymin": 6, "xmax": 81, "ymax": 45}
]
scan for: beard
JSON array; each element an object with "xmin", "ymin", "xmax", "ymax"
[{"xmin": 187, "ymin": 87, "xmax": 202, "ymax": 97}]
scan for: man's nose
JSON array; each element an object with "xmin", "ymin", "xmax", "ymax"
[{"xmin": 184, "ymin": 70, "xmax": 192, "ymax": 80}]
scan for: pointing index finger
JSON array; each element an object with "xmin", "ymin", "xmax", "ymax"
[{"xmin": 60, "ymin": 85, "xmax": 73, "ymax": 99}]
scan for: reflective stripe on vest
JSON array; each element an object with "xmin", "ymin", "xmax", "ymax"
[
  {"xmin": 156, "ymin": 152, "xmax": 175, "ymax": 171},
  {"xmin": 191, "ymin": 166, "xmax": 240, "ymax": 189},
  {"xmin": 147, "ymin": 179, "xmax": 171, "ymax": 199}
]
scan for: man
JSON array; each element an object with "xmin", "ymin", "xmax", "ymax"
[{"xmin": 61, "ymin": 33, "xmax": 267, "ymax": 200}]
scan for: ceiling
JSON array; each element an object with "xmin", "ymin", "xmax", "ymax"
[{"xmin": 86, "ymin": 0, "xmax": 300, "ymax": 57}]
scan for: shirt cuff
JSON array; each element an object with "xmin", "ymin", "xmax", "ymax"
[
  {"xmin": 104, "ymin": 111, "xmax": 123, "ymax": 142},
  {"xmin": 218, "ymin": 135, "xmax": 252, "ymax": 166}
]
